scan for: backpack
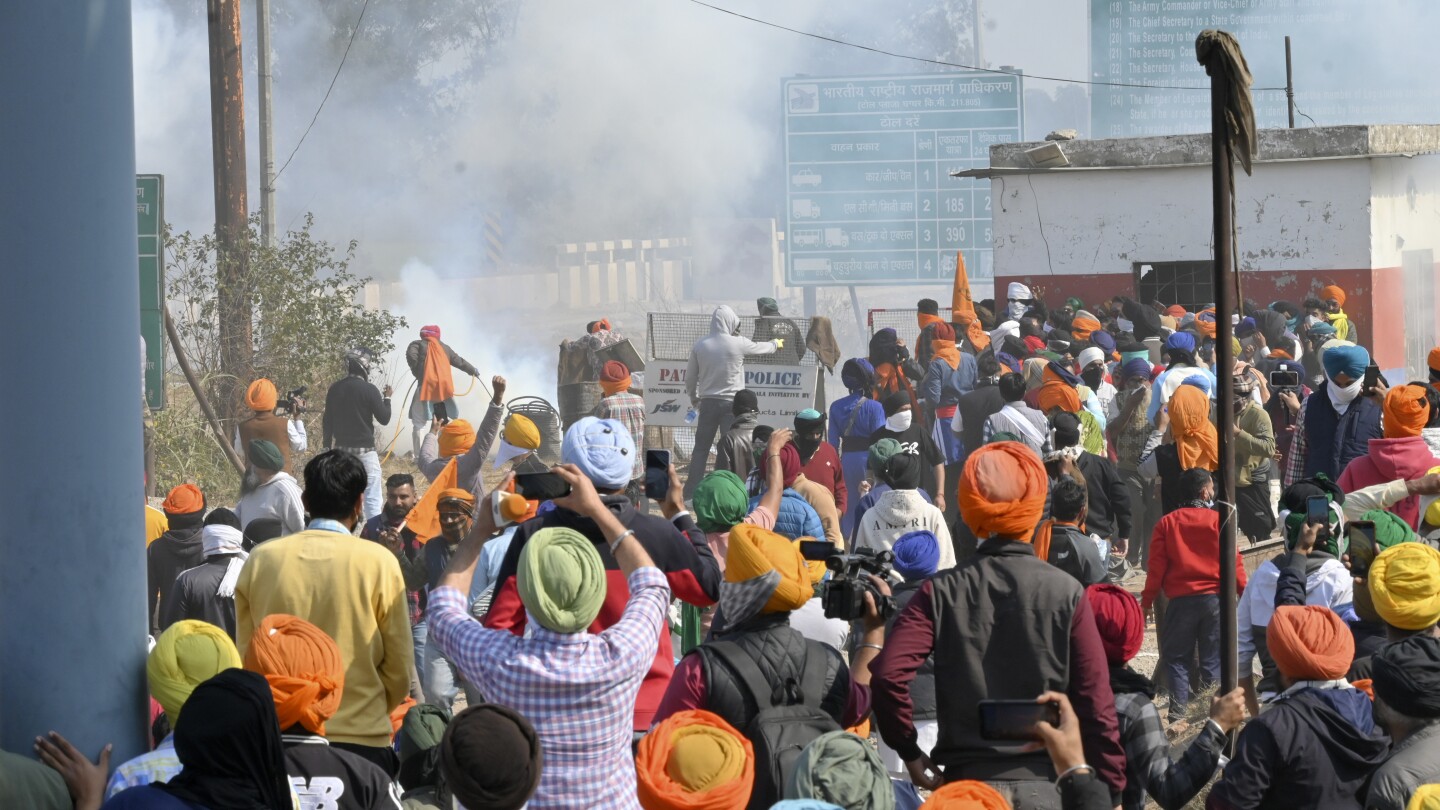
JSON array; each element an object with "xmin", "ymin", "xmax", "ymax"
[{"xmin": 707, "ymin": 640, "xmax": 842, "ymax": 808}]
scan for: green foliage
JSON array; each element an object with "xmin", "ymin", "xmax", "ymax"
[{"xmin": 154, "ymin": 215, "xmax": 406, "ymax": 500}]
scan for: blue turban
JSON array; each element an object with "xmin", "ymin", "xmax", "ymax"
[
  {"xmin": 892, "ymin": 531, "xmax": 941, "ymax": 581},
  {"xmin": 1121, "ymin": 358, "xmax": 1154, "ymax": 383},
  {"xmin": 1235, "ymin": 316, "xmax": 1257, "ymax": 338},
  {"xmin": 1308, "ymin": 321, "xmax": 1338, "ymax": 339},
  {"xmin": 1180, "ymin": 373, "xmax": 1213, "ymax": 396},
  {"xmin": 840, "ymin": 358, "xmax": 875, "ymax": 393},
  {"xmin": 1090, "ymin": 329, "xmax": 1116, "ymax": 355},
  {"xmin": 1165, "ymin": 331, "xmax": 1197, "ymax": 354},
  {"xmin": 796, "ymin": 408, "xmax": 824, "ymax": 422},
  {"xmin": 1323, "ymin": 344, "xmax": 1369, "ymax": 382},
  {"xmin": 996, "ymin": 352, "xmax": 1022, "ymax": 374},
  {"xmin": 1047, "ymin": 360, "xmax": 1081, "ymax": 387},
  {"xmin": 560, "ymin": 416, "xmax": 636, "ymax": 490}
]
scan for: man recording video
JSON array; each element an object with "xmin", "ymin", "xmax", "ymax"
[{"xmin": 234, "ymin": 377, "xmax": 309, "ymax": 476}]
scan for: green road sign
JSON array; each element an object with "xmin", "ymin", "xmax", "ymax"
[{"xmin": 137, "ymin": 175, "xmax": 165, "ymax": 410}]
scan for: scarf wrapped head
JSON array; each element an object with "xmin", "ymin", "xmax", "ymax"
[
  {"xmin": 1321, "ymin": 285, "xmax": 1347, "ymax": 308},
  {"xmin": 917, "ymin": 310, "xmax": 946, "ymax": 333},
  {"xmin": 561, "ymin": 416, "xmax": 637, "ymax": 490},
  {"xmin": 418, "ymin": 325, "xmax": 456, "ymax": 403},
  {"xmin": 438, "ymin": 419, "xmax": 476, "ymax": 458},
  {"xmin": 1167, "ymin": 385, "xmax": 1219, "ymax": 471},
  {"xmin": 147, "ymin": 619, "xmax": 242, "ymax": 720},
  {"xmin": 247, "ymin": 439, "xmax": 284, "ymax": 472},
  {"xmin": 243, "ymin": 614, "xmax": 344, "ymax": 736},
  {"xmin": 589, "ymin": 318, "xmax": 613, "ymax": 334},
  {"xmin": 779, "ymin": 442, "xmax": 802, "ymax": 488},
  {"xmin": 636, "ymin": 709, "xmax": 754, "ymax": 810},
  {"xmin": 1267, "ymin": 605, "xmax": 1353, "ymax": 681},
  {"xmin": 758, "ymin": 297, "xmax": 781, "ymax": 317},
  {"xmin": 868, "ymin": 438, "xmax": 902, "ymax": 474},
  {"xmin": 931, "ymin": 322, "xmax": 961, "ymax": 370},
  {"xmin": 724, "ymin": 524, "xmax": 811, "ymax": 619},
  {"xmin": 1071, "ymin": 312, "xmax": 1102, "ymax": 342},
  {"xmin": 1086, "ymin": 584, "xmax": 1143, "ymax": 665},
  {"xmin": 1323, "ymin": 343, "xmax": 1368, "ymax": 382},
  {"xmin": 601, "ymin": 360, "xmax": 633, "ymax": 397},
  {"xmin": 441, "ymin": 703, "xmax": 543, "ymax": 810},
  {"xmin": 868, "ymin": 328, "xmax": 903, "ymax": 367},
  {"xmin": 1035, "ymin": 378, "xmax": 1080, "ymax": 415},
  {"xmin": 245, "ymin": 379, "xmax": 278, "ymax": 412},
  {"xmin": 1369, "ymin": 542, "xmax": 1440, "ymax": 630},
  {"xmin": 1385, "ymin": 384, "xmax": 1431, "ymax": 438},
  {"xmin": 694, "ymin": 471, "xmax": 750, "ymax": 534},
  {"xmin": 795, "ymin": 408, "xmax": 825, "ymax": 432},
  {"xmin": 892, "ymin": 530, "xmax": 940, "ymax": 581},
  {"xmin": 1429, "ymin": 347, "xmax": 1440, "ymax": 377},
  {"xmin": 1371, "ymin": 634, "xmax": 1440, "ymax": 720},
  {"xmin": 785, "ymin": 730, "xmax": 894, "ymax": 810},
  {"xmin": 517, "ymin": 527, "xmax": 607, "ymax": 633},
  {"xmin": 921, "ymin": 780, "xmax": 1012, "ymax": 809},
  {"xmin": 163, "ymin": 483, "xmax": 206, "ymax": 516},
  {"xmin": 161, "ymin": 669, "xmax": 293, "ymax": 810},
  {"xmin": 841, "ymin": 358, "xmax": 875, "ymax": 393},
  {"xmin": 959, "ymin": 442, "xmax": 1047, "ymax": 545},
  {"xmin": 1121, "ymin": 357, "xmax": 1154, "ymax": 384}
]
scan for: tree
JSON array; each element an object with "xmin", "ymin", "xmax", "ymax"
[{"xmin": 156, "ymin": 215, "xmax": 406, "ymax": 499}]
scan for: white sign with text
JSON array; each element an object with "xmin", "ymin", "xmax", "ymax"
[{"xmin": 643, "ymin": 361, "xmax": 820, "ymax": 428}]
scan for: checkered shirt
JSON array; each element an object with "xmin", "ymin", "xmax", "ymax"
[
  {"xmin": 105, "ymin": 735, "xmax": 180, "ymax": 799},
  {"xmin": 1114, "ymin": 690, "xmax": 1225, "ymax": 810},
  {"xmin": 427, "ymin": 568, "xmax": 670, "ymax": 810},
  {"xmin": 595, "ymin": 391, "xmax": 647, "ymax": 480}
]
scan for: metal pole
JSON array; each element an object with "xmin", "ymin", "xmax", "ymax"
[
  {"xmin": 848, "ymin": 285, "xmax": 867, "ymax": 339},
  {"xmin": 1204, "ymin": 49, "xmax": 1241, "ymax": 695},
  {"xmin": 1285, "ymin": 36, "xmax": 1296, "ymax": 129},
  {"xmin": 0, "ymin": 0, "xmax": 149, "ymax": 760},
  {"xmin": 257, "ymin": 0, "xmax": 276, "ymax": 246},
  {"xmin": 973, "ymin": 0, "xmax": 985, "ymax": 68}
]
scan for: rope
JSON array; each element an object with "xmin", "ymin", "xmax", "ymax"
[{"xmin": 378, "ymin": 375, "xmax": 484, "ymax": 464}]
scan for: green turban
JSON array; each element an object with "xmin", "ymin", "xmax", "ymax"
[
  {"xmin": 247, "ymin": 438, "xmax": 284, "ymax": 472},
  {"xmin": 694, "ymin": 470, "xmax": 750, "ymax": 534},
  {"xmin": 516, "ymin": 527, "xmax": 606, "ymax": 633},
  {"xmin": 1365, "ymin": 509, "xmax": 1418, "ymax": 551},
  {"xmin": 868, "ymin": 438, "xmax": 903, "ymax": 474},
  {"xmin": 786, "ymin": 730, "xmax": 895, "ymax": 810}
]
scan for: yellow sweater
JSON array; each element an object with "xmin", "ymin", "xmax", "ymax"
[
  {"xmin": 235, "ymin": 528, "xmax": 413, "ymax": 748},
  {"xmin": 145, "ymin": 505, "xmax": 168, "ymax": 546}
]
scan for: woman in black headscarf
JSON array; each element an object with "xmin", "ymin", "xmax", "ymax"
[{"xmin": 102, "ymin": 669, "xmax": 292, "ymax": 809}]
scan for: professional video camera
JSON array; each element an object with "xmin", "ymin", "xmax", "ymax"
[
  {"xmin": 799, "ymin": 541, "xmax": 897, "ymax": 622},
  {"xmin": 275, "ymin": 386, "xmax": 308, "ymax": 416}
]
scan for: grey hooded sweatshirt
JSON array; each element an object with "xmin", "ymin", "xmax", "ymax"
[{"xmin": 686, "ymin": 305, "xmax": 779, "ymax": 401}]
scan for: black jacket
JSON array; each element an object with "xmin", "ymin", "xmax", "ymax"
[
  {"xmin": 323, "ymin": 374, "xmax": 391, "ymax": 449},
  {"xmin": 1076, "ymin": 451, "xmax": 1132, "ymax": 540},
  {"xmin": 148, "ymin": 522, "xmax": 205, "ymax": 637},
  {"xmin": 159, "ymin": 556, "xmax": 240, "ymax": 639}
]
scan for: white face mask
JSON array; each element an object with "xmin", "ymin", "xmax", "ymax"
[
  {"xmin": 886, "ymin": 411, "xmax": 913, "ymax": 432},
  {"xmin": 1008, "ymin": 300, "xmax": 1028, "ymax": 320},
  {"xmin": 1116, "ymin": 317, "xmax": 1134, "ymax": 333},
  {"xmin": 1330, "ymin": 377, "xmax": 1363, "ymax": 405},
  {"xmin": 1305, "ymin": 314, "xmax": 1322, "ymax": 327}
]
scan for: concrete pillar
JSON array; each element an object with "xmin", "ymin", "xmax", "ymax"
[{"xmin": 0, "ymin": 1, "xmax": 148, "ymax": 760}]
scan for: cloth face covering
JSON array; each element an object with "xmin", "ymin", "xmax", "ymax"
[{"xmin": 885, "ymin": 411, "xmax": 913, "ymax": 432}]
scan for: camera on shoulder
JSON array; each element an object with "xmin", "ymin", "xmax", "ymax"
[{"xmin": 799, "ymin": 541, "xmax": 897, "ymax": 621}]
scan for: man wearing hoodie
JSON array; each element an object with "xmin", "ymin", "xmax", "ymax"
[
  {"xmin": 853, "ymin": 450, "xmax": 956, "ymax": 570},
  {"xmin": 684, "ymin": 305, "xmax": 781, "ymax": 497},
  {"xmin": 713, "ymin": 389, "xmax": 760, "ymax": 481},
  {"xmin": 1338, "ymin": 383, "xmax": 1440, "ymax": 527},
  {"xmin": 234, "ymin": 439, "xmax": 305, "ymax": 536},
  {"xmin": 148, "ymin": 483, "xmax": 208, "ymax": 637}
]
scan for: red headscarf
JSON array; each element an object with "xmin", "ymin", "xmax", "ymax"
[
  {"xmin": 779, "ymin": 442, "xmax": 802, "ymax": 488},
  {"xmin": 1086, "ymin": 584, "xmax": 1144, "ymax": 666}
]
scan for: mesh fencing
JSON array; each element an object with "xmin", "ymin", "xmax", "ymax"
[
  {"xmin": 866, "ymin": 307, "xmax": 952, "ymax": 339},
  {"xmin": 647, "ymin": 312, "xmax": 820, "ymax": 365}
]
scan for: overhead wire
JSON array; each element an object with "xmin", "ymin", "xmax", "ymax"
[{"xmin": 273, "ymin": 0, "xmax": 374, "ymax": 183}]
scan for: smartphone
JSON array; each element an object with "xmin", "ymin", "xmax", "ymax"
[
  {"xmin": 1364, "ymin": 363, "xmax": 1382, "ymax": 393},
  {"xmin": 799, "ymin": 540, "xmax": 836, "ymax": 562},
  {"xmin": 1306, "ymin": 495, "xmax": 1330, "ymax": 527},
  {"xmin": 644, "ymin": 450, "xmax": 671, "ymax": 501},
  {"xmin": 1269, "ymin": 370, "xmax": 1301, "ymax": 389},
  {"xmin": 1348, "ymin": 521, "xmax": 1378, "ymax": 577},
  {"xmin": 432, "ymin": 401, "xmax": 448, "ymax": 422},
  {"xmin": 978, "ymin": 700, "xmax": 1061, "ymax": 742},
  {"xmin": 514, "ymin": 471, "xmax": 571, "ymax": 501}
]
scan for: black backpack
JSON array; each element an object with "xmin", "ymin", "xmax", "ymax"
[{"xmin": 707, "ymin": 640, "xmax": 842, "ymax": 808}]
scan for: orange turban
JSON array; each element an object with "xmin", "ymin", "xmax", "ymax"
[
  {"xmin": 162, "ymin": 483, "xmax": 205, "ymax": 515},
  {"xmin": 1196, "ymin": 308, "xmax": 1218, "ymax": 339},
  {"xmin": 1035, "ymin": 380, "xmax": 1080, "ymax": 415},
  {"xmin": 922, "ymin": 780, "xmax": 1012, "ymax": 809},
  {"xmin": 1321, "ymin": 285, "xmax": 1346, "ymax": 307},
  {"xmin": 959, "ymin": 443, "xmax": 1047, "ymax": 546},
  {"xmin": 1267, "ymin": 605, "xmax": 1354, "ymax": 681},
  {"xmin": 243, "ymin": 614, "xmax": 345, "ymax": 736},
  {"xmin": 1385, "ymin": 384, "xmax": 1431, "ymax": 439},
  {"xmin": 1429, "ymin": 347, "xmax": 1440, "ymax": 376},
  {"xmin": 1071, "ymin": 316, "xmax": 1102, "ymax": 342},
  {"xmin": 636, "ymin": 710, "xmax": 754, "ymax": 810},
  {"xmin": 438, "ymin": 419, "xmax": 476, "ymax": 457},
  {"xmin": 1166, "ymin": 305, "xmax": 1187, "ymax": 318},
  {"xmin": 1167, "ymin": 385, "xmax": 1219, "ymax": 471},
  {"xmin": 245, "ymin": 379, "xmax": 278, "ymax": 412}
]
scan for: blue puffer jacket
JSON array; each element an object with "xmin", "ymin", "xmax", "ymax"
[{"xmin": 750, "ymin": 489, "xmax": 824, "ymax": 540}]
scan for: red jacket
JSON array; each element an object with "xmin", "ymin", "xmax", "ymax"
[
  {"xmin": 799, "ymin": 441, "xmax": 848, "ymax": 516},
  {"xmin": 1142, "ymin": 507, "xmax": 1247, "ymax": 611},
  {"xmin": 1337, "ymin": 436, "xmax": 1440, "ymax": 528}
]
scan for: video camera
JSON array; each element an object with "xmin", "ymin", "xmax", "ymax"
[
  {"xmin": 275, "ymin": 386, "xmax": 308, "ymax": 416},
  {"xmin": 799, "ymin": 541, "xmax": 897, "ymax": 622}
]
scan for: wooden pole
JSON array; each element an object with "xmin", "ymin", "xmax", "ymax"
[{"xmin": 165, "ymin": 307, "xmax": 247, "ymax": 476}]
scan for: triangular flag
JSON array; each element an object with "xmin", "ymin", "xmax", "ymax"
[
  {"xmin": 951, "ymin": 252, "xmax": 990, "ymax": 351},
  {"xmin": 403, "ymin": 458, "xmax": 459, "ymax": 544}
]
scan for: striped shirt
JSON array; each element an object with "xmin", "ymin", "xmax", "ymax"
[
  {"xmin": 595, "ymin": 391, "xmax": 647, "ymax": 481},
  {"xmin": 105, "ymin": 735, "xmax": 180, "ymax": 799},
  {"xmin": 427, "ymin": 568, "xmax": 670, "ymax": 810}
]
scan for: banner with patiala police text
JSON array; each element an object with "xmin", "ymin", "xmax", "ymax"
[{"xmin": 643, "ymin": 361, "xmax": 819, "ymax": 428}]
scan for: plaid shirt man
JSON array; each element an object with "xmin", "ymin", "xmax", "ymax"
[
  {"xmin": 427, "ymin": 568, "xmax": 670, "ymax": 810},
  {"xmin": 595, "ymin": 391, "xmax": 646, "ymax": 481},
  {"xmin": 1114, "ymin": 689, "xmax": 1226, "ymax": 810}
]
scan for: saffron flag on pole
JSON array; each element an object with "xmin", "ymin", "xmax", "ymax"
[{"xmin": 951, "ymin": 251, "xmax": 990, "ymax": 351}]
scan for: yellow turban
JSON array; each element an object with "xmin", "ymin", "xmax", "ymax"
[
  {"xmin": 505, "ymin": 413, "xmax": 542, "ymax": 451},
  {"xmin": 794, "ymin": 538, "xmax": 827, "ymax": 586},
  {"xmin": 1410, "ymin": 784, "xmax": 1440, "ymax": 810},
  {"xmin": 1369, "ymin": 543, "xmax": 1440, "ymax": 630},
  {"xmin": 148, "ymin": 620, "xmax": 241, "ymax": 720},
  {"xmin": 636, "ymin": 710, "xmax": 754, "ymax": 810},
  {"xmin": 438, "ymin": 419, "xmax": 476, "ymax": 458},
  {"xmin": 724, "ymin": 525, "xmax": 811, "ymax": 616}
]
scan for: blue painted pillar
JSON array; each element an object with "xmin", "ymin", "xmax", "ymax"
[{"xmin": 0, "ymin": 1, "xmax": 148, "ymax": 760}]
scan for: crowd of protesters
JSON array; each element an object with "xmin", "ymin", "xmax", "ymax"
[{"xmin": 10, "ymin": 289, "xmax": 1440, "ymax": 810}]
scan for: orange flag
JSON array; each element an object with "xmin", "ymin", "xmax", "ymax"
[
  {"xmin": 403, "ymin": 459, "xmax": 459, "ymax": 543},
  {"xmin": 951, "ymin": 251, "xmax": 990, "ymax": 351}
]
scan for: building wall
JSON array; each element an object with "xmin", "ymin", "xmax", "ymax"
[{"xmin": 1370, "ymin": 157, "xmax": 1440, "ymax": 379}]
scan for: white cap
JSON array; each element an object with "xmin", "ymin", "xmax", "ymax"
[{"xmin": 1078, "ymin": 347, "xmax": 1106, "ymax": 370}]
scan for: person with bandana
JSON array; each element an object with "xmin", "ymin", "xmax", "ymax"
[
  {"xmin": 234, "ymin": 438, "xmax": 305, "ymax": 536},
  {"xmin": 323, "ymin": 347, "xmax": 393, "ymax": 521},
  {"xmin": 1365, "ymin": 635, "xmax": 1440, "ymax": 810},
  {"xmin": 921, "ymin": 322, "xmax": 976, "ymax": 523},
  {"xmin": 794, "ymin": 408, "xmax": 847, "ymax": 520},
  {"xmin": 421, "ymin": 489, "xmax": 484, "ymax": 711},
  {"xmin": 1338, "ymin": 383, "xmax": 1440, "ymax": 526},
  {"xmin": 715, "ymin": 389, "xmax": 761, "ymax": 482},
  {"xmin": 1209, "ymin": 606, "xmax": 1389, "ymax": 810},
  {"xmin": 870, "ymin": 390, "xmax": 946, "ymax": 513},
  {"xmin": 159, "ymin": 509, "xmax": 248, "ymax": 639},
  {"xmin": 830, "ymin": 360, "xmax": 886, "ymax": 536},
  {"xmin": 1319, "ymin": 285, "xmax": 1358, "ymax": 344},
  {"xmin": 1231, "ymin": 365, "xmax": 1278, "ymax": 544},
  {"xmin": 405, "ymin": 324, "xmax": 480, "ymax": 456},
  {"xmin": 1285, "ymin": 343, "xmax": 1385, "ymax": 487},
  {"xmin": 1078, "ymin": 347, "xmax": 1118, "ymax": 425},
  {"xmin": 594, "ymin": 361, "xmax": 647, "ymax": 490},
  {"xmin": 915, "ymin": 297, "xmax": 946, "ymax": 368},
  {"xmin": 1006, "ymin": 282, "xmax": 1039, "ymax": 322},
  {"xmin": 417, "ymin": 375, "xmax": 506, "ymax": 494},
  {"xmin": 868, "ymin": 328, "xmax": 923, "ymax": 404}
]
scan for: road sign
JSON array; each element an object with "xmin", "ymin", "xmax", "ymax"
[
  {"xmin": 137, "ymin": 175, "xmax": 165, "ymax": 410},
  {"xmin": 783, "ymin": 72, "xmax": 1022, "ymax": 286}
]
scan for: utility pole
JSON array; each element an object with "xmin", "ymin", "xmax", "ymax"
[
  {"xmin": 1285, "ymin": 36, "xmax": 1296, "ymax": 128},
  {"xmin": 973, "ymin": 0, "xmax": 985, "ymax": 68},
  {"xmin": 257, "ymin": 0, "xmax": 277, "ymax": 246},
  {"xmin": 207, "ymin": 0, "xmax": 253, "ymax": 419}
]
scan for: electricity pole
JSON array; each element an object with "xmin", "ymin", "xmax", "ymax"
[{"xmin": 257, "ymin": 0, "xmax": 277, "ymax": 246}]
